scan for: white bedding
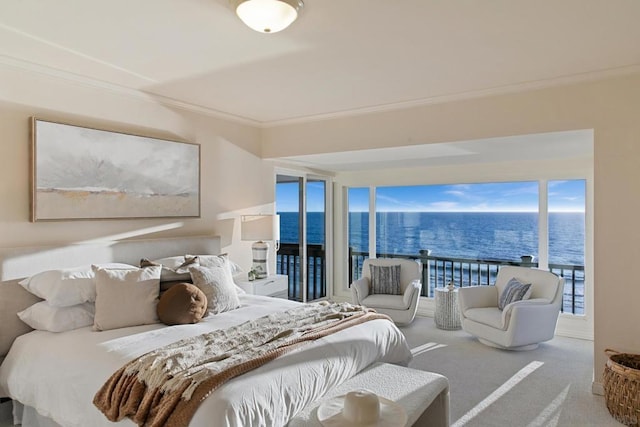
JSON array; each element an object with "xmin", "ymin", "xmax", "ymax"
[{"xmin": 0, "ymin": 295, "xmax": 412, "ymax": 427}]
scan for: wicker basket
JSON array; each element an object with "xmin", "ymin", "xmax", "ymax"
[{"xmin": 603, "ymin": 349, "xmax": 640, "ymax": 427}]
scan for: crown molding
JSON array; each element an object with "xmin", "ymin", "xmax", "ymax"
[
  {"xmin": 2, "ymin": 54, "xmax": 639, "ymax": 129},
  {"xmin": 0, "ymin": 55, "xmax": 261, "ymax": 127},
  {"xmin": 262, "ymin": 64, "xmax": 640, "ymax": 128}
]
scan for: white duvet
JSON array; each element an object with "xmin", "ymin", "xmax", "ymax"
[{"xmin": 0, "ymin": 295, "xmax": 412, "ymax": 427}]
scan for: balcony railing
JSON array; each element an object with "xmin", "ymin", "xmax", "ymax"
[
  {"xmin": 349, "ymin": 249, "xmax": 585, "ymax": 315},
  {"xmin": 277, "ymin": 243, "xmax": 326, "ymax": 302},
  {"xmin": 277, "ymin": 243, "xmax": 585, "ymax": 315}
]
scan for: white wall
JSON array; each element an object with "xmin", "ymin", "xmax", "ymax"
[
  {"xmin": 263, "ymin": 72, "xmax": 640, "ymax": 388},
  {"xmin": 0, "ymin": 62, "xmax": 275, "ymax": 273}
]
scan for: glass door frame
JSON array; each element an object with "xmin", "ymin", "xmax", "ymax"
[{"xmin": 275, "ymin": 167, "xmax": 332, "ymax": 303}]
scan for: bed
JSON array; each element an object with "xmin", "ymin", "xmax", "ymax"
[{"xmin": 0, "ymin": 236, "xmax": 412, "ymax": 427}]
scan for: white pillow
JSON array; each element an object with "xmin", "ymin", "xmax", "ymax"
[
  {"xmin": 18, "ymin": 301, "xmax": 95, "ymax": 333},
  {"xmin": 19, "ymin": 263, "xmax": 137, "ymax": 307},
  {"xmin": 189, "ymin": 265, "xmax": 240, "ymax": 315},
  {"xmin": 93, "ymin": 265, "xmax": 161, "ymax": 331}
]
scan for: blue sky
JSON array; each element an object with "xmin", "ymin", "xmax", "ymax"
[
  {"xmin": 277, "ymin": 180, "xmax": 585, "ymax": 213},
  {"xmin": 276, "ymin": 181, "xmax": 327, "ymax": 212}
]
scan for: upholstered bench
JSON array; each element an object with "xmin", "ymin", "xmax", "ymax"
[{"xmin": 288, "ymin": 362, "xmax": 449, "ymax": 427}]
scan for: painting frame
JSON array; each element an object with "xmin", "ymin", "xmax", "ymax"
[{"xmin": 30, "ymin": 117, "xmax": 201, "ymax": 222}]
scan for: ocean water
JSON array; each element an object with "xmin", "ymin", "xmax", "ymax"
[
  {"xmin": 278, "ymin": 211, "xmax": 585, "ymax": 313},
  {"xmin": 279, "ymin": 211, "xmax": 585, "ymax": 266}
]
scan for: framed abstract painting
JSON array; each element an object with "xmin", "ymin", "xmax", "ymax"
[{"xmin": 30, "ymin": 118, "xmax": 200, "ymax": 221}]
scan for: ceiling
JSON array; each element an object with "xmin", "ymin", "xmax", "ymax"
[
  {"xmin": 1, "ymin": 0, "xmax": 639, "ymax": 126},
  {"xmin": 278, "ymin": 130, "xmax": 594, "ymax": 172},
  {"xmin": 0, "ymin": 1, "xmax": 630, "ymax": 173}
]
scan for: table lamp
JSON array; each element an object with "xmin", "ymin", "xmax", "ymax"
[{"xmin": 241, "ymin": 214, "xmax": 279, "ymax": 279}]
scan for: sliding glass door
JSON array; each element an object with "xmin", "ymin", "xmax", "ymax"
[{"xmin": 276, "ymin": 172, "xmax": 330, "ymax": 302}]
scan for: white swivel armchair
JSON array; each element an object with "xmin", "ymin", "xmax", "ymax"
[
  {"xmin": 457, "ymin": 266, "xmax": 564, "ymax": 350},
  {"xmin": 351, "ymin": 258, "xmax": 422, "ymax": 325}
]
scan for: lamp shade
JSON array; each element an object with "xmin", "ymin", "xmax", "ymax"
[
  {"xmin": 231, "ymin": 0, "xmax": 303, "ymax": 33},
  {"xmin": 241, "ymin": 214, "xmax": 280, "ymax": 241}
]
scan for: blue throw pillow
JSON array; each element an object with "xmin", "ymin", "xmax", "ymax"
[
  {"xmin": 369, "ymin": 264, "xmax": 401, "ymax": 295},
  {"xmin": 498, "ymin": 277, "xmax": 532, "ymax": 310}
]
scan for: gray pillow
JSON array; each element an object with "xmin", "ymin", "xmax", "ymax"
[
  {"xmin": 369, "ymin": 264, "xmax": 401, "ymax": 295},
  {"xmin": 498, "ymin": 277, "xmax": 532, "ymax": 310}
]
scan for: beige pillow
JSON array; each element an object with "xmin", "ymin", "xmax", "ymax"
[
  {"xmin": 92, "ymin": 265, "xmax": 161, "ymax": 331},
  {"xmin": 144, "ymin": 256, "xmax": 198, "ymax": 282},
  {"xmin": 189, "ymin": 265, "xmax": 240, "ymax": 315}
]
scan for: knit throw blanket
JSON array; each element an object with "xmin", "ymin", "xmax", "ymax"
[{"xmin": 93, "ymin": 301, "xmax": 390, "ymax": 427}]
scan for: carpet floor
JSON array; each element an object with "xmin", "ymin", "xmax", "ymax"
[{"xmin": 399, "ymin": 316, "xmax": 623, "ymax": 427}]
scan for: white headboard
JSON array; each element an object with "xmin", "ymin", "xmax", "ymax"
[
  {"xmin": 0, "ymin": 235, "xmax": 220, "ymax": 281},
  {"xmin": 0, "ymin": 235, "xmax": 220, "ymax": 368}
]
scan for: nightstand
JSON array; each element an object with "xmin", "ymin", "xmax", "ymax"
[{"xmin": 235, "ymin": 274, "xmax": 289, "ymax": 299}]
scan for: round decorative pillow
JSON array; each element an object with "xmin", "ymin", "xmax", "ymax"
[{"xmin": 157, "ymin": 283, "xmax": 207, "ymax": 325}]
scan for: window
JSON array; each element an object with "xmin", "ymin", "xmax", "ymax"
[
  {"xmin": 548, "ymin": 179, "xmax": 586, "ymax": 314},
  {"xmin": 376, "ymin": 183, "xmax": 538, "ymax": 261},
  {"xmin": 348, "ymin": 187, "xmax": 369, "ymax": 281},
  {"xmin": 346, "ymin": 180, "xmax": 586, "ymax": 314}
]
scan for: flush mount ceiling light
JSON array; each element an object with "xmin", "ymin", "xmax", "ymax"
[{"xmin": 231, "ymin": 0, "xmax": 304, "ymax": 33}]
